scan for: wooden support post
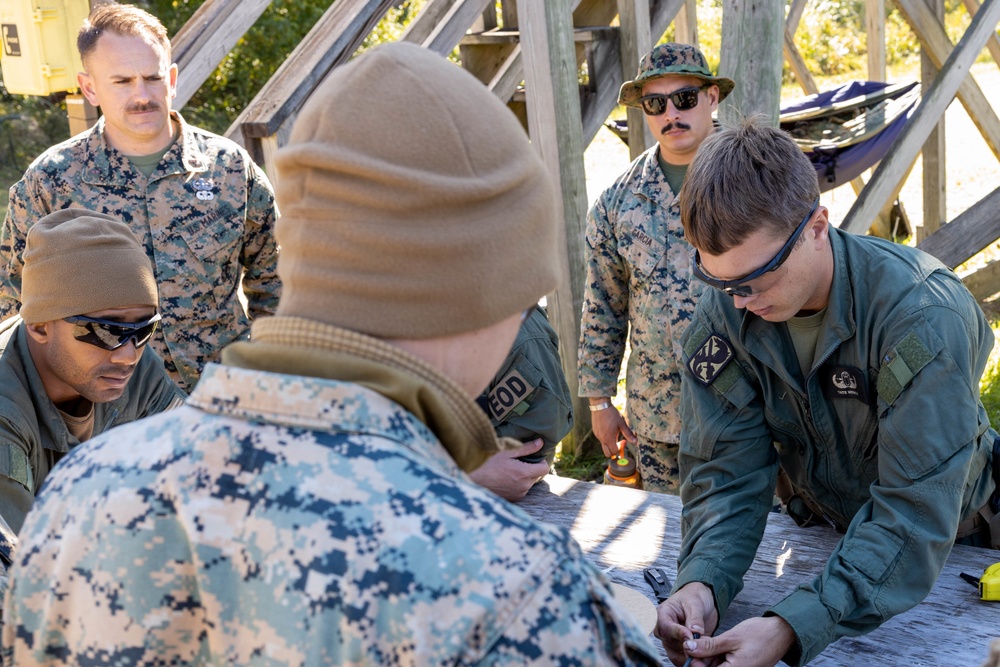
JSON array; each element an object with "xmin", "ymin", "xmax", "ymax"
[
  {"xmin": 501, "ymin": 0, "xmax": 518, "ymax": 28},
  {"xmin": 894, "ymin": 0, "xmax": 1000, "ymax": 160},
  {"xmin": 674, "ymin": 0, "xmax": 699, "ymax": 47},
  {"xmin": 719, "ymin": 0, "xmax": 783, "ymax": 125},
  {"xmin": 919, "ymin": 0, "xmax": 947, "ymax": 242},
  {"xmin": 842, "ymin": 0, "xmax": 1000, "ymax": 234},
  {"xmin": 420, "ymin": 0, "xmax": 496, "ymax": 55},
  {"xmin": 786, "ymin": 0, "xmax": 808, "ymax": 32},
  {"xmin": 171, "ymin": 0, "xmax": 273, "ymax": 110},
  {"xmin": 618, "ymin": 0, "xmax": 653, "ymax": 160},
  {"xmin": 518, "ymin": 0, "xmax": 594, "ymax": 456},
  {"xmin": 866, "ymin": 0, "xmax": 887, "ymax": 81},
  {"xmin": 400, "ymin": 0, "xmax": 462, "ymax": 44},
  {"xmin": 962, "ymin": 0, "xmax": 1000, "ymax": 69}
]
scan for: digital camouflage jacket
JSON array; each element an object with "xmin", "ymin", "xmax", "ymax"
[
  {"xmin": 0, "ymin": 112, "xmax": 281, "ymax": 391},
  {"xmin": 578, "ymin": 145, "xmax": 704, "ymax": 443},
  {"xmin": 3, "ymin": 318, "xmax": 661, "ymax": 666}
]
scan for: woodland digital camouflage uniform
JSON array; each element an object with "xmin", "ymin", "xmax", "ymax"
[
  {"xmin": 2, "ymin": 360, "xmax": 661, "ymax": 666},
  {"xmin": 578, "ymin": 145, "xmax": 704, "ymax": 493},
  {"xmin": 0, "ymin": 113, "xmax": 280, "ymax": 391}
]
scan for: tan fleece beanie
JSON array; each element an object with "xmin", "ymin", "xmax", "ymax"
[
  {"xmin": 274, "ymin": 42, "xmax": 560, "ymax": 339},
  {"xmin": 20, "ymin": 209, "xmax": 158, "ymax": 324}
]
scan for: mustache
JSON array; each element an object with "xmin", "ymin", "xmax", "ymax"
[
  {"xmin": 126, "ymin": 102, "xmax": 160, "ymax": 113},
  {"xmin": 661, "ymin": 121, "xmax": 691, "ymax": 134}
]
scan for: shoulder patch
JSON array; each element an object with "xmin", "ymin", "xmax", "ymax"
[
  {"xmin": 876, "ymin": 331, "xmax": 934, "ymax": 404},
  {"xmin": 487, "ymin": 369, "xmax": 537, "ymax": 422},
  {"xmin": 688, "ymin": 333, "xmax": 735, "ymax": 386}
]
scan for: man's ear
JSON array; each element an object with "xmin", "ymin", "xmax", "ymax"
[
  {"xmin": 78, "ymin": 71, "xmax": 100, "ymax": 108},
  {"xmin": 24, "ymin": 321, "xmax": 51, "ymax": 345}
]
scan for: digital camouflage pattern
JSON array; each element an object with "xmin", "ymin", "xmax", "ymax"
[
  {"xmin": 3, "ymin": 361, "xmax": 662, "ymax": 666},
  {"xmin": 618, "ymin": 43, "xmax": 734, "ymax": 108},
  {"xmin": 578, "ymin": 146, "xmax": 703, "ymax": 491},
  {"xmin": 0, "ymin": 112, "xmax": 280, "ymax": 391}
]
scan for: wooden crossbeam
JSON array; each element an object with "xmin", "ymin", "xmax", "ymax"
[
  {"xmin": 225, "ymin": 0, "xmax": 395, "ymax": 150},
  {"xmin": 894, "ymin": 0, "xmax": 1000, "ymax": 160},
  {"xmin": 618, "ymin": 0, "xmax": 653, "ymax": 159},
  {"xmin": 418, "ymin": 0, "xmax": 495, "ymax": 55},
  {"xmin": 399, "ymin": 0, "xmax": 460, "ymax": 45},
  {"xmin": 916, "ymin": 185, "xmax": 1000, "ymax": 267},
  {"xmin": 961, "ymin": 0, "xmax": 1000, "ymax": 70},
  {"xmin": 171, "ymin": 0, "xmax": 272, "ymax": 110},
  {"xmin": 842, "ymin": 0, "xmax": 1000, "ymax": 234}
]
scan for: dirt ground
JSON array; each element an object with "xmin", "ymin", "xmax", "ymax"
[{"xmin": 583, "ymin": 61, "xmax": 1000, "ymax": 272}]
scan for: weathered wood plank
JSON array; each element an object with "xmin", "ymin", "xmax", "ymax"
[
  {"xmin": 421, "ymin": 0, "xmax": 495, "ymax": 55},
  {"xmin": 962, "ymin": 0, "xmax": 1000, "ymax": 70},
  {"xmin": 916, "ymin": 185, "xmax": 1000, "ymax": 267},
  {"xmin": 894, "ymin": 0, "xmax": 1000, "ymax": 160},
  {"xmin": 719, "ymin": 0, "xmax": 783, "ymax": 125},
  {"xmin": 962, "ymin": 259, "xmax": 1000, "ymax": 300},
  {"xmin": 842, "ymin": 0, "xmax": 1000, "ymax": 234},
  {"xmin": 399, "ymin": 0, "xmax": 460, "ymax": 45},
  {"xmin": 783, "ymin": 28, "xmax": 818, "ymax": 94},
  {"xmin": 519, "ymin": 0, "xmax": 591, "ymax": 455},
  {"xmin": 520, "ymin": 476, "xmax": 999, "ymax": 666},
  {"xmin": 674, "ymin": 0, "xmax": 698, "ymax": 47},
  {"xmin": 786, "ymin": 0, "xmax": 809, "ymax": 33},
  {"xmin": 226, "ymin": 0, "xmax": 394, "ymax": 145},
  {"xmin": 866, "ymin": 0, "xmax": 887, "ymax": 80},
  {"xmin": 617, "ymin": 0, "xmax": 653, "ymax": 160},
  {"xmin": 171, "ymin": 0, "xmax": 272, "ymax": 110},
  {"xmin": 919, "ymin": 0, "xmax": 947, "ymax": 242}
]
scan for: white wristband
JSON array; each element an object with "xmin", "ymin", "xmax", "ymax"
[{"xmin": 588, "ymin": 401, "xmax": 612, "ymax": 412}]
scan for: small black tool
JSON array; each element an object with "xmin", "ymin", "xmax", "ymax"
[
  {"xmin": 643, "ymin": 567, "xmax": 671, "ymax": 603},
  {"xmin": 682, "ymin": 632, "xmax": 701, "ymax": 667}
]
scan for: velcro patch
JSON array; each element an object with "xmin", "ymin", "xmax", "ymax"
[
  {"xmin": 876, "ymin": 331, "xmax": 934, "ymax": 404},
  {"xmin": 688, "ymin": 333, "xmax": 735, "ymax": 386},
  {"xmin": 821, "ymin": 365, "xmax": 869, "ymax": 404},
  {"xmin": 487, "ymin": 369, "xmax": 537, "ymax": 422}
]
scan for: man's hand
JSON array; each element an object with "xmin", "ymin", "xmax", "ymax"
[
  {"xmin": 677, "ymin": 615, "xmax": 796, "ymax": 667},
  {"xmin": 654, "ymin": 582, "xmax": 719, "ymax": 666},
  {"xmin": 590, "ymin": 399, "xmax": 637, "ymax": 458},
  {"xmin": 469, "ymin": 438, "xmax": 550, "ymax": 501}
]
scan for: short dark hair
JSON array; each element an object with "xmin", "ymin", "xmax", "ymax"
[
  {"xmin": 680, "ymin": 114, "xmax": 819, "ymax": 254},
  {"xmin": 78, "ymin": 4, "xmax": 171, "ymax": 64}
]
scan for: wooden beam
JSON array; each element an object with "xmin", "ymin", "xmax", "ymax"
[
  {"xmin": 962, "ymin": 259, "xmax": 1000, "ymax": 300},
  {"xmin": 617, "ymin": 0, "xmax": 653, "ymax": 160},
  {"xmin": 400, "ymin": 0, "xmax": 461, "ymax": 45},
  {"xmin": 784, "ymin": 27, "xmax": 818, "ymax": 94},
  {"xmin": 894, "ymin": 0, "xmax": 1000, "ymax": 160},
  {"xmin": 919, "ymin": 0, "xmax": 947, "ymax": 242},
  {"xmin": 518, "ymin": 0, "xmax": 592, "ymax": 455},
  {"xmin": 842, "ymin": 0, "xmax": 1000, "ymax": 234},
  {"xmin": 719, "ymin": 0, "xmax": 783, "ymax": 124},
  {"xmin": 961, "ymin": 0, "xmax": 1000, "ymax": 69},
  {"xmin": 674, "ymin": 0, "xmax": 699, "ymax": 47},
  {"xmin": 226, "ymin": 0, "xmax": 394, "ymax": 146},
  {"xmin": 170, "ymin": 0, "xmax": 272, "ymax": 110},
  {"xmin": 916, "ymin": 185, "xmax": 1000, "ymax": 267},
  {"xmin": 786, "ymin": 0, "xmax": 808, "ymax": 33},
  {"xmin": 420, "ymin": 0, "xmax": 495, "ymax": 55},
  {"xmin": 866, "ymin": 0, "xmax": 887, "ymax": 80}
]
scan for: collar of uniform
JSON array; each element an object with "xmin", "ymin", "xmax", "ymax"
[
  {"xmin": 84, "ymin": 112, "xmax": 206, "ymax": 185},
  {"xmin": 219, "ymin": 316, "xmax": 508, "ymax": 473},
  {"xmin": 634, "ymin": 145, "xmax": 680, "ymax": 208}
]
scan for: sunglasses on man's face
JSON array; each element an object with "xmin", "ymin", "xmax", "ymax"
[
  {"xmin": 63, "ymin": 313, "xmax": 161, "ymax": 351},
  {"xmin": 692, "ymin": 198, "xmax": 820, "ymax": 298},
  {"xmin": 637, "ymin": 84, "xmax": 710, "ymax": 116}
]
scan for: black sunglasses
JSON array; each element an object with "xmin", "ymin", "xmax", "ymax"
[
  {"xmin": 692, "ymin": 198, "xmax": 820, "ymax": 298},
  {"xmin": 637, "ymin": 84, "xmax": 710, "ymax": 116},
  {"xmin": 63, "ymin": 313, "xmax": 161, "ymax": 351}
]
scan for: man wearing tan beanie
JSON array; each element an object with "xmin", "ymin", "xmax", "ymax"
[
  {"xmin": 0, "ymin": 209, "xmax": 185, "ymax": 607},
  {"xmin": 3, "ymin": 43, "xmax": 661, "ymax": 665}
]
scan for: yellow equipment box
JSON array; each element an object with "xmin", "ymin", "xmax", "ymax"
[{"xmin": 0, "ymin": 0, "xmax": 90, "ymax": 96}]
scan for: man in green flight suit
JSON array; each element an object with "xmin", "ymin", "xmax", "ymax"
[
  {"xmin": 656, "ymin": 116, "xmax": 998, "ymax": 667},
  {"xmin": 473, "ymin": 304, "xmax": 574, "ymax": 501}
]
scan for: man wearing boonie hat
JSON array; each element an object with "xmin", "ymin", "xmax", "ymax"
[
  {"xmin": 0, "ymin": 209, "xmax": 185, "ymax": 606},
  {"xmin": 3, "ymin": 43, "xmax": 662, "ymax": 665},
  {"xmin": 579, "ymin": 42, "xmax": 734, "ymax": 493}
]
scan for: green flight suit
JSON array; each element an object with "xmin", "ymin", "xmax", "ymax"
[{"xmin": 677, "ymin": 226, "xmax": 996, "ymax": 665}]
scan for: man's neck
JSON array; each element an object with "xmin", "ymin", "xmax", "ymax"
[{"xmin": 104, "ymin": 115, "xmax": 178, "ymax": 157}]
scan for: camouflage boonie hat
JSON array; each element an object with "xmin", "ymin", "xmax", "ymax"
[{"xmin": 619, "ymin": 43, "xmax": 735, "ymax": 107}]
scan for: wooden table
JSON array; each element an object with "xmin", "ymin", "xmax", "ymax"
[{"xmin": 520, "ymin": 475, "xmax": 999, "ymax": 666}]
